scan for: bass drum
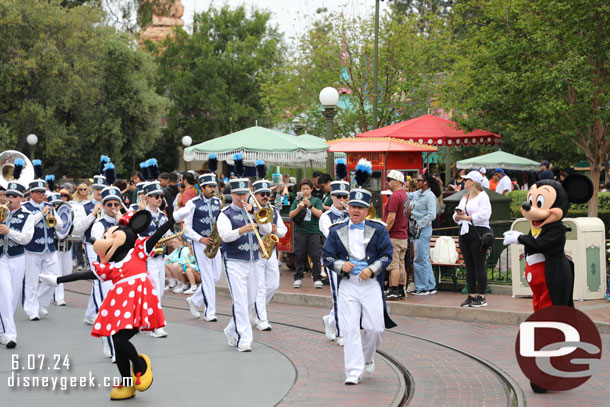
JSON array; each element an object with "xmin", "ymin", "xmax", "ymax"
[{"xmin": 55, "ymin": 203, "xmax": 74, "ymax": 240}]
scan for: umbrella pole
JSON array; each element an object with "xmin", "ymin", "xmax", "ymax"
[{"xmin": 444, "ymin": 146, "xmax": 451, "ymax": 187}]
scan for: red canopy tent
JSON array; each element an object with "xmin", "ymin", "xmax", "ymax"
[{"xmin": 356, "ymin": 114, "xmax": 501, "ymax": 147}]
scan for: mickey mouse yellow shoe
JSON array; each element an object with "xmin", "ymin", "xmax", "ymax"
[
  {"xmin": 110, "ymin": 384, "xmax": 136, "ymax": 400},
  {"xmin": 132, "ymin": 354, "xmax": 153, "ymax": 392}
]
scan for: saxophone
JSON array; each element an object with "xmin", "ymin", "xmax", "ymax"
[{"xmin": 204, "ymin": 192, "xmax": 225, "ymax": 258}]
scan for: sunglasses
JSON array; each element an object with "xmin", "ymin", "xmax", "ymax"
[
  {"xmin": 336, "ymin": 195, "xmax": 347, "ymax": 200},
  {"xmin": 105, "ymin": 202, "xmax": 121, "ymax": 208},
  {"xmin": 79, "ymin": 188, "xmax": 88, "ymax": 191},
  {"xmin": 258, "ymin": 192, "xmax": 270, "ymax": 197},
  {"xmin": 150, "ymin": 195, "xmax": 163, "ymax": 200},
  {"xmin": 61, "ymin": 194, "xmax": 70, "ymax": 198},
  {"xmin": 416, "ymin": 179, "xmax": 424, "ymax": 182}
]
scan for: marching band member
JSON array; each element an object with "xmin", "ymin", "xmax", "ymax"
[
  {"xmin": 23, "ymin": 161, "xmax": 63, "ymax": 321},
  {"xmin": 47, "ymin": 190, "xmax": 71, "ymax": 306},
  {"xmin": 180, "ymin": 171, "xmax": 223, "ymax": 321},
  {"xmin": 319, "ymin": 179, "xmax": 350, "ymax": 345},
  {"xmin": 249, "ymin": 177, "xmax": 287, "ymax": 331},
  {"xmin": 91, "ymin": 184, "xmax": 122, "ymax": 358},
  {"xmin": 128, "ymin": 182, "xmax": 146, "ymax": 211},
  {"xmin": 0, "ymin": 175, "xmax": 37, "ymax": 349},
  {"xmin": 140, "ymin": 181, "xmax": 170, "ymax": 338},
  {"xmin": 322, "ymin": 159, "xmax": 395, "ymax": 385},
  {"xmin": 217, "ymin": 154, "xmax": 271, "ymax": 352},
  {"xmin": 76, "ymin": 159, "xmax": 108, "ymax": 325}
]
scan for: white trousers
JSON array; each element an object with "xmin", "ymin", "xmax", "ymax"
[
  {"xmin": 0, "ymin": 255, "xmax": 25, "ymax": 315},
  {"xmin": 54, "ymin": 250, "xmax": 73, "ymax": 302},
  {"xmin": 84, "ymin": 244, "xmax": 113, "ymax": 319},
  {"xmin": 225, "ymin": 258, "xmax": 264, "ymax": 347},
  {"xmin": 251, "ymin": 251, "xmax": 280, "ymax": 323},
  {"xmin": 147, "ymin": 256, "xmax": 165, "ymax": 301},
  {"xmin": 23, "ymin": 251, "xmax": 59, "ymax": 317},
  {"xmin": 338, "ymin": 276, "xmax": 384, "ymax": 379},
  {"xmin": 0, "ymin": 255, "xmax": 17, "ymax": 340},
  {"xmin": 325, "ymin": 269, "xmax": 342, "ymax": 337},
  {"xmin": 190, "ymin": 241, "xmax": 222, "ymax": 317}
]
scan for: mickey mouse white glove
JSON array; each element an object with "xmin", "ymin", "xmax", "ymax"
[
  {"xmin": 39, "ymin": 274, "xmax": 59, "ymax": 287},
  {"xmin": 503, "ymin": 231, "xmax": 523, "ymax": 245}
]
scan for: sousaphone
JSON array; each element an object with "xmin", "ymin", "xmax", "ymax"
[{"xmin": 0, "ymin": 150, "xmax": 35, "ymax": 189}]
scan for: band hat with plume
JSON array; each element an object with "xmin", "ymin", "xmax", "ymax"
[
  {"xmin": 98, "ymin": 155, "xmax": 110, "ymax": 176},
  {"xmin": 349, "ymin": 158, "xmax": 373, "ymax": 208},
  {"xmin": 255, "ymin": 159, "xmax": 267, "ymax": 180},
  {"xmin": 103, "ymin": 162, "xmax": 117, "ymax": 185},
  {"xmin": 47, "ymin": 192, "xmax": 62, "ymax": 205},
  {"xmin": 252, "ymin": 180, "xmax": 271, "ymax": 194},
  {"xmin": 335, "ymin": 157, "xmax": 347, "ymax": 181},
  {"xmin": 101, "ymin": 186, "xmax": 122, "ymax": 203},
  {"xmin": 29, "ymin": 160, "xmax": 46, "ymax": 192},
  {"xmin": 208, "ymin": 153, "xmax": 218, "ymax": 173},
  {"xmin": 146, "ymin": 158, "xmax": 159, "ymax": 181},
  {"xmin": 233, "ymin": 153, "xmax": 245, "ymax": 178},
  {"xmin": 229, "ymin": 178, "xmax": 250, "ymax": 194},
  {"xmin": 144, "ymin": 181, "xmax": 163, "ymax": 196},
  {"xmin": 330, "ymin": 180, "xmax": 349, "ymax": 196},
  {"xmin": 140, "ymin": 160, "xmax": 151, "ymax": 181},
  {"xmin": 199, "ymin": 173, "xmax": 217, "ymax": 186},
  {"xmin": 92, "ymin": 175, "xmax": 107, "ymax": 189},
  {"xmin": 45, "ymin": 174, "xmax": 56, "ymax": 192},
  {"xmin": 6, "ymin": 158, "xmax": 27, "ymax": 196}
]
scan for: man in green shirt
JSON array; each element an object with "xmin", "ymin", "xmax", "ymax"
[{"xmin": 289, "ymin": 179, "xmax": 324, "ymax": 288}]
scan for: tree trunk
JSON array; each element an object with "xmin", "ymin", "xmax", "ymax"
[{"xmin": 588, "ymin": 165, "xmax": 600, "ymax": 217}]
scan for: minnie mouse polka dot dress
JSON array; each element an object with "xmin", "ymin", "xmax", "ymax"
[{"xmin": 90, "ymin": 237, "xmax": 166, "ymax": 337}]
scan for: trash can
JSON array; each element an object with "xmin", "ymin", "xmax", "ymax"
[{"xmin": 509, "ymin": 217, "xmax": 607, "ymax": 300}]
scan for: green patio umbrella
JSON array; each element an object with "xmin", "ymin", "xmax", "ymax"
[
  {"xmin": 183, "ymin": 126, "xmax": 328, "ymax": 167},
  {"xmin": 456, "ymin": 150, "xmax": 540, "ymax": 171}
]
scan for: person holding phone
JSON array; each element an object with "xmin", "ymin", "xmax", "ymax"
[{"xmin": 453, "ymin": 171, "xmax": 492, "ymax": 307}]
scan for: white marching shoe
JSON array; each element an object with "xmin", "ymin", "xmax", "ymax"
[
  {"xmin": 256, "ymin": 320, "xmax": 272, "ymax": 331},
  {"xmin": 102, "ymin": 338, "xmax": 113, "ymax": 358},
  {"xmin": 322, "ymin": 315, "xmax": 336, "ymax": 341},
  {"xmin": 365, "ymin": 361, "xmax": 375, "ymax": 374},
  {"xmin": 185, "ymin": 297, "xmax": 201, "ymax": 319},
  {"xmin": 150, "ymin": 328, "xmax": 168, "ymax": 338}
]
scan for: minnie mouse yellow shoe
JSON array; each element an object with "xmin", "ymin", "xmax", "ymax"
[
  {"xmin": 110, "ymin": 384, "xmax": 136, "ymax": 400},
  {"xmin": 132, "ymin": 354, "xmax": 153, "ymax": 391}
]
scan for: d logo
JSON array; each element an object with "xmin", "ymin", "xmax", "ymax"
[
  {"xmin": 355, "ymin": 192, "xmax": 363, "ymax": 200},
  {"xmin": 239, "ymin": 182, "xmax": 245, "ymax": 189},
  {"xmin": 515, "ymin": 306, "xmax": 602, "ymax": 391}
]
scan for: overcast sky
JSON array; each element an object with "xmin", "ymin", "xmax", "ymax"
[{"xmin": 180, "ymin": 0, "xmax": 390, "ymax": 40}]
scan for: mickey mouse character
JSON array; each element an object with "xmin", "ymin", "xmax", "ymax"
[
  {"xmin": 40, "ymin": 210, "xmax": 179, "ymax": 400},
  {"xmin": 503, "ymin": 174, "xmax": 593, "ymax": 312}
]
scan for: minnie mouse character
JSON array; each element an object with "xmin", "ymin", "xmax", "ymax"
[{"xmin": 40, "ymin": 210, "xmax": 180, "ymax": 400}]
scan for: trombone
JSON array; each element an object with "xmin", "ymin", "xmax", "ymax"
[
  {"xmin": 248, "ymin": 190, "xmax": 271, "ymax": 224},
  {"xmin": 247, "ymin": 190, "xmax": 279, "ymax": 259},
  {"xmin": 241, "ymin": 197, "xmax": 269, "ymax": 259}
]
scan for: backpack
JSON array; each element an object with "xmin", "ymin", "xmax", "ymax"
[{"xmin": 430, "ymin": 236, "xmax": 458, "ymax": 264}]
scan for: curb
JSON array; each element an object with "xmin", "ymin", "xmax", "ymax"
[{"xmin": 217, "ymin": 286, "xmax": 610, "ymax": 334}]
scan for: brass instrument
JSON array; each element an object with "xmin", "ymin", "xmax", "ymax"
[
  {"xmin": 241, "ymin": 198, "xmax": 270, "ymax": 259},
  {"xmin": 45, "ymin": 206, "xmax": 57, "ymax": 228},
  {"xmin": 154, "ymin": 226, "xmax": 185, "ymax": 255},
  {"xmin": 0, "ymin": 204, "xmax": 8, "ymax": 223},
  {"xmin": 248, "ymin": 190, "xmax": 279, "ymax": 260},
  {"xmin": 204, "ymin": 191, "xmax": 225, "ymax": 258},
  {"xmin": 0, "ymin": 150, "xmax": 35, "ymax": 189},
  {"xmin": 366, "ymin": 206, "xmax": 376, "ymax": 220}
]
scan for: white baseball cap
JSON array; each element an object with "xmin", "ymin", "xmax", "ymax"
[
  {"xmin": 387, "ymin": 170, "xmax": 405, "ymax": 183},
  {"xmin": 478, "ymin": 167, "xmax": 487, "ymax": 174},
  {"xmin": 463, "ymin": 170, "xmax": 483, "ymax": 184}
]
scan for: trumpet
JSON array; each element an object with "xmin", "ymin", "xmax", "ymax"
[
  {"xmin": 45, "ymin": 206, "xmax": 57, "ymax": 228},
  {"xmin": 241, "ymin": 198, "xmax": 269, "ymax": 259},
  {"xmin": 154, "ymin": 226, "xmax": 185, "ymax": 255}
]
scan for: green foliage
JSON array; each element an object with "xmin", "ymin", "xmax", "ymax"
[
  {"xmin": 148, "ymin": 4, "xmax": 283, "ymax": 160},
  {"xmin": 442, "ymin": 0, "xmax": 610, "ymax": 215},
  {"xmin": 0, "ymin": 0, "xmax": 168, "ymax": 177},
  {"xmin": 262, "ymin": 8, "xmax": 453, "ymax": 139}
]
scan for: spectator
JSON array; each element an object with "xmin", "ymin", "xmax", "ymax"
[
  {"xmin": 489, "ymin": 173, "xmax": 498, "ymax": 191},
  {"xmin": 601, "ymin": 182, "xmax": 610, "ymax": 192},
  {"xmin": 494, "ymin": 168, "xmax": 512, "ymax": 194},
  {"xmin": 451, "ymin": 169, "xmax": 466, "ymax": 191},
  {"xmin": 164, "ymin": 237, "xmax": 199, "ymax": 294},
  {"xmin": 0, "ymin": 186, "xmax": 6, "ymax": 205},
  {"xmin": 453, "ymin": 171, "xmax": 492, "ymax": 307},
  {"xmin": 478, "ymin": 167, "xmax": 490, "ymax": 189},
  {"xmin": 74, "ymin": 182, "xmax": 91, "ymax": 203},
  {"xmin": 311, "ymin": 171, "xmax": 324, "ymax": 200},
  {"xmin": 289, "ymin": 178, "xmax": 324, "ymax": 289},
  {"xmin": 317, "ymin": 173, "xmax": 333, "ymax": 210},
  {"xmin": 407, "ymin": 171, "xmax": 441, "ymax": 295},
  {"xmin": 59, "ymin": 188, "xmax": 72, "ymax": 203},
  {"xmin": 121, "ymin": 171, "xmax": 142, "ymax": 206},
  {"xmin": 384, "ymin": 170, "xmax": 409, "ymax": 299},
  {"xmin": 179, "ymin": 171, "xmax": 198, "ymax": 207},
  {"xmin": 559, "ymin": 171, "xmax": 568, "ymax": 182},
  {"xmin": 538, "ymin": 160, "xmax": 554, "ymax": 180},
  {"xmin": 163, "ymin": 172, "xmax": 179, "ymax": 219},
  {"xmin": 61, "ymin": 182, "xmax": 75, "ymax": 195}
]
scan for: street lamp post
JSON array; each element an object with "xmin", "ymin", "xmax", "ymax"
[
  {"xmin": 181, "ymin": 135, "xmax": 192, "ymax": 171},
  {"xmin": 293, "ymin": 114, "xmax": 305, "ymax": 181},
  {"xmin": 372, "ymin": 0, "xmax": 380, "ymax": 130},
  {"xmin": 26, "ymin": 133, "xmax": 38, "ymax": 159},
  {"xmin": 319, "ymin": 87, "xmax": 339, "ymax": 176}
]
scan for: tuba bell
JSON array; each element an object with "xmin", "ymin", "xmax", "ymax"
[{"xmin": 0, "ymin": 150, "xmax": 35, "ymax": 189}]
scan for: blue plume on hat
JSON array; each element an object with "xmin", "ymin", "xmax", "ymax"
[
  {"xmin": 99, "ymin": 155, "xmax": 110, "ymax": 175},
  {"xmin": 335, "ymin": 157, "xmax": 347, "ymax": 180},
  {"xmin": 104, "ymin": 162, "xmax": 116, "ymax": 185},
  {"xmin": 147, "ymin": 158, "xmax": 159, "ymax": 180},
  {"xmin": 32, "ymin": 159, "xmax": 43, "ymax": 179},
  {"xmin": 140, "ymin": 160, "xmax": 150, "ymax": 182},
  {"xmin": 354, "ymin": 158, "xmax": 372, "ymax": 187},
  {"xmin": 233, "ymin": 153, "xmax": 244, "ymax": 177},
  {"xmin": 13, "ymin": 158, "xmax": 25, "ymax": 180},
  {"xmin": 255, "ymin": 159, "xmax": 266, "ymax": 180},
  {"xmin": 208, "ymin": 153, "xmax": 218, "ymax": 173},
  {"xmin": 45, "ymin": 174, "xmax": 55, "ymax": 191}
]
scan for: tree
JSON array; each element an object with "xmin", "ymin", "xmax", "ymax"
[
  {"xmin": 0, "ymin": 0, "xmax": 168, "ymax": 177},
  {"xmin": 442, "ymin": 0, "xmax": 610, "ymax": 215},
  {"xmin": 262, "ymin": 9, "xmax": 452, "ymax": 139},
  {"xmin": 148, "ymin": 4, "xmax": 283, "ymax": 160}
]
